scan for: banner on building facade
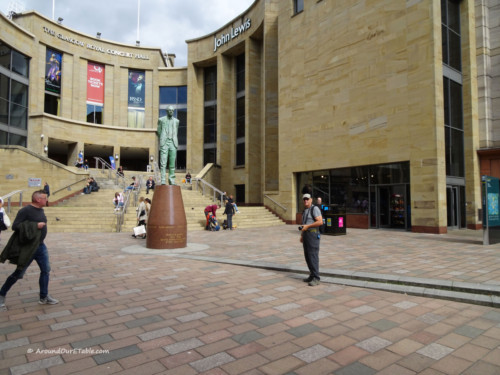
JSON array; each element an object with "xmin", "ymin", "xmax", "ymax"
[
  {"xmin": 128, "ymin": 70, "xmax": 145, "ymax": 108},
  {"xmin": 87, "ymin": 62, "xmax": 105, "ymax": 105},
  {"xmin": 45, "ymin": 49, "xmax": 62, "ymax": 94}
]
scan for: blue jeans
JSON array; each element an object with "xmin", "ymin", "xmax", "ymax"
[{"xmin": 0, "ymin": 243, "xmax": 51, "ymax": 299}]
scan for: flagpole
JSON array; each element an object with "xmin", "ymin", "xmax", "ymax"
[
  {"xmin": 52, "ymin": 0, "xmax": 55, "ymax": 20},
  {"xmin": 137, "ymin": 0, "xmax": 141, "ymax": 43}
]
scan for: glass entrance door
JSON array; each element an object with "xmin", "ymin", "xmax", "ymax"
[
  {"xmin": 376, "ymin": 185, "xmax": 407, "ymax": 229},
  {"xmin": 447, "ymin": 185, "xmax": 459, "ymax": 228}
]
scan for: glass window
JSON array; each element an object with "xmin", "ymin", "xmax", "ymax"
[
  {"xmin": 10, "ymin": 103, "xmax": 27, "ymax": 129},
  {"xmin": 236, "ymin": 97, "xmax": 245, "ymax": 138},
  {"xmin": 86, "ymin": 104, "xmax": 103, "ymax": 124},
  {"xmin": 449, "ymin": 79, "xmax": 463, "ymax": 129},
  {"xmin": 178, "ymin": 86, "xmax": 187, "ymax": 104},
  {"xmin": 12, "ymin": 50, "xmax": 29, "ymax": 77},
  {"xmin": 204, "ymin": 148, "xmax": 216, "ymax": 165},
  {"xmin": 0, "ymin": 98, "xmax": 7, "ymax": 125},
  {"xmin": 10, "ymin": 80, "xmax": 28, "ymax": 106},
  {"xmin": 44, "ymin": 93, "xmax": 59, "ymax": 115},
  {"xmin": 0, "ymin": 43, "xmax": 10, "ymax": 70},
  {"xmin": 0, "ymin": 130, "xmax": 7, "ymax": 144},
  {"xmin": 236, "ymin": 54, "xmax": 245, "ymax": 93},
  {"xmin": 0, "ymin": 73, "xmax": 8, "ymax": 100},
  {"xmin": 159, "ymin": 86, "xmax": 177, "ymax": 104},
  {"xmin": 127, "ymin": 108, "xmax": 145, "ymax": 128},
  {"xmin": 204, "ymin": 122, "xmax": 216, "ymax": 144},
  {"xmin": 204, "ymin": 66, "xmax": 217, "ymax": 164},
  {"xmin": 442, "ymin": 0, "xmax": 461, "ymax": 72},
  {"xmin": 294, "ymin": 0, "xmax": 304, "ymax": 14},
  {"xmin": 0, "ymin": 43, "xmax": 30, "ymax": 145},
  {"xmin": 236, "ymin": 142, "xmax": 245, "ymax": 166},
  {"xmin": 8, "ymin": 132, "xmax": 26, "ymax": 147}
]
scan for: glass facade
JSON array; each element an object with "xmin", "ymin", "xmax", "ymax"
[
  {"xmin": 236, "ymin": 54, "xmax": 245, "ymax": 167},
  {"xmin": 297, "ymin": 162, "xmax": 411, "ymax": 229},
  {"xmin": 204, "ymin": 66, "xmax": 217, "ymax": 165},
  {"xmin": 159, "ymin": 86, "xmax": 188, "ymax": 170},
  {"xmin": 0, "ymin": 41, "xmax": 29, "ymax": 146},
  {"xmin": 442, "ymin": 0, "xmax": 465, "ymax": 228}
]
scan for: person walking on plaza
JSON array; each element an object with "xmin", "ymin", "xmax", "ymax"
[
  {"xmin": 300, "ymin": 193, "xmax": 323, "ymax": 286},
  {"xmin": 0, "ymin": 190, "xmax": 59, "ymax": 310},
  {"xmin": 132, "ymin": 197, "xmax": 147, "ymax": 239}
]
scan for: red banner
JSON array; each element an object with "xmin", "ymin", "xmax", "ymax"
[{"xmin": 87, "ymin": 62, "xmax": 105, "ymax": 105}]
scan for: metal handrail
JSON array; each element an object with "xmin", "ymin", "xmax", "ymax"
[
  {"xmin": 264, "ymin": 194, "xmax": 288, "ymax": 212},
  {"xmin": 52, "ymin": 178, "xmax": 88, "ymax": 196},
  {"xmin": 1, "ymin": 190, "xmax": 24, "ymax": 214},
  {"xmin": 114, "ymin": 176, "xmax": 144, "ymax": 232},
  {"xmin": 192, "ymin": 177, "xmax": 226, "ymax": 206},
  {"xmin": 94, "ymin": 156, "xmax": 126, "ymax": 189}
]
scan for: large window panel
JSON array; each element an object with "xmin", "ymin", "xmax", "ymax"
[
  {"xmin": 10, "ymin": 80, "xmax": 28, "ymax": 106},
  {"xmin": 0, "ymin": 98, "xmax": 7, "ymax": 124},
  {"xmin": 12, "ymin": 50, "xmax": 29, "ymax": 77},
  {"xmin": 0, "ymin": 73, "xmax": 8, "ymax": 100},
  {"xmin": 159, "ymin": 87, "xmax": 177, "ymax": 104},
  {"xmin": 0, "ymin": 44, "xmax": 10, "ymax": 70},
  {"xmin": 10, "ymin": 103, "xmax": 27, "ymax": 129},
  {"xmin": 0, "ymin": 42, "xmax": 30, "ymax": 145}
]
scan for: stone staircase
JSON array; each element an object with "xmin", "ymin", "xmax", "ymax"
[{"xmin": 6, "ymin": 173, "xmax": 285, "ymax": 233}]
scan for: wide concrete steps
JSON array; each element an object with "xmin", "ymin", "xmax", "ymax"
[{"xmin": 8, "ymin": 181, "xmax": 285, "ymax": 233}]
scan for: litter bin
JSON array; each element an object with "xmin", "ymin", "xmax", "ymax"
[{"xmin": 322, "ymin": 205, "xmax": 346, "ymax": 236}]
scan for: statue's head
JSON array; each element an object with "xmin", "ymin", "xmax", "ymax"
[{"xmin": 167, "ymin": 106, "xmax": 174, "ymax": 117}]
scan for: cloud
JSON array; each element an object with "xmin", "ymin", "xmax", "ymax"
[{"xmin": 4, "ymin": 0, "xmax": 254, "ymax": 66}]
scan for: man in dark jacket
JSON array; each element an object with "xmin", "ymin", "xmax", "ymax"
[
  {"xmin": 0, "ymin": 190, "xmax": 59, "ymax": 310},
  {"xmin": 223, "ymin": 200, "xmax": 235, "ymax": 230},
  {"xmin": 146, "ymin": 176, "xmax": 155, "ymax": 194}
]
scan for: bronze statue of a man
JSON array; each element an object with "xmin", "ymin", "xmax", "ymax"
[{"xmin": 157, "ymin": 106, "xmax": 179, "ymax": 185}]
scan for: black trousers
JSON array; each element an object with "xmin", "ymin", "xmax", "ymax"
[{"xmin": 302, "ymin": 231, "xmax": 320, "ymax": 280}]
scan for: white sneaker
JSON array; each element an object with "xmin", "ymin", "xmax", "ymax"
[{"xmin": 39, "ymin": 295, "xmax": 59, "ymax": 305}]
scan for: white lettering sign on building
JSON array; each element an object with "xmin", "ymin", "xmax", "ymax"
[
  {"xmin": 42, "ymin": 26, "xmax": 150, "ymax": 60},
  {"xmin": 214, "ymin": 18, "xmax": 251, "ymax": 52}
]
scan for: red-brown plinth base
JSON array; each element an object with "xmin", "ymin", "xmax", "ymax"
[{"xmin": 146, "ymin": 185, "xmax": 187, "ymax": 249}]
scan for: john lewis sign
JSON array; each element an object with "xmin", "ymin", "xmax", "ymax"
[{"xmin": 214, "ymin": 18, "xmax": 251, "ymax": 52}]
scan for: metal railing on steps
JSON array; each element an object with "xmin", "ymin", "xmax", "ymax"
[{"xmin": 1, "ymin": 190, "xmax": 24, "ymax": 214}]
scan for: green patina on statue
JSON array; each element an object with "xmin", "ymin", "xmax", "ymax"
[{"xmin": 157, "ymin": 106, "xmax": 179, "ymax": 185}]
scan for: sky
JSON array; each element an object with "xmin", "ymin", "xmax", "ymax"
[{"xmin": 2, "ymin": 0, "xmax": 255, "ymax": 66}]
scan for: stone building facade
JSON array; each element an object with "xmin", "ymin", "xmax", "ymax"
[{"xmin": 1, "ymin": 0, "xmax": 499, "ymax": 233}]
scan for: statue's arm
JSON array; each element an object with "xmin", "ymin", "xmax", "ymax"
[{"xmin": 157, "ymin": 118, "xmax": 162, "ymax": 136}]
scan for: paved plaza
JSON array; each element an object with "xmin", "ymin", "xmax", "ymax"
[{"xmin": 0, "ymin": 226, "xmax": 500, "ymax": 374}]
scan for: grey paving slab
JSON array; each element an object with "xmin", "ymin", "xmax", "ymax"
[{"xmin": 0, "ymin": 227, "xmax": 499, "ymax": 375}]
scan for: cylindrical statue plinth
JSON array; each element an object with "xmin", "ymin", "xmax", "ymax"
[{"xmin": 146, "ymin": 185, "xmax": 187, "ymax": 249}]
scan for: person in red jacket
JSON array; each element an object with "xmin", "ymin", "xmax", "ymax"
[{"xmin": 204, "ymin": 204, "xmax": 218, "ymax": 230}]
